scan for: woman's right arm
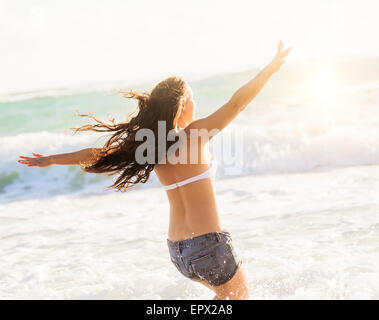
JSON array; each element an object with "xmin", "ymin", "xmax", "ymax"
[
  {"xmin": 18, "ymin": 148, "xmax": 102, "ymax": 168},
  {"xmin": 187, "ymin": 41, "xmax": 291, "ymax": 138}
]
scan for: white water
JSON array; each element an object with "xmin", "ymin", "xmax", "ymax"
[{"xmin": 1, "ymin": 164, "xmax": 379, "ymax": 299}]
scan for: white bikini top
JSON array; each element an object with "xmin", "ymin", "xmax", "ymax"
[{"xmin": 162, "ymin": 155, "xmax": 217, "ymax": 191}]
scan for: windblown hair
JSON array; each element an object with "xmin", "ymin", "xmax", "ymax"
[{"xmin": 70, "ymin": 76, "xmax": 189, "ymax": 192}]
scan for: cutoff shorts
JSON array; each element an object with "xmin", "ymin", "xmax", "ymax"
[{"xmin": 167, "ymin": 231, "xmax": 242, "ymax": 286}]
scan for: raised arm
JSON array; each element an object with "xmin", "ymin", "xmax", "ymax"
[
  {"xmin": 18, "ymin": 148, "xmax": 102, "ymax": 168},
  {"xmin": 187, "ymin": 41, "xmax": 291, "ymax": 137}
]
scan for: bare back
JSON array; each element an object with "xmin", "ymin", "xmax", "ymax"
[{"xmin": 154, "ymin": 133, "xmax": 223, "ymax": 241}]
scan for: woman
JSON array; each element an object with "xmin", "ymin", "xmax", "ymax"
[{"xmin": 18, "ymin": 41, "xmax": 291, "ymax": 300}]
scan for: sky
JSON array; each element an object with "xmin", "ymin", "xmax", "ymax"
[{"xmin": 1, "ymin": 0, "xmax": 379, "ymax": 94}]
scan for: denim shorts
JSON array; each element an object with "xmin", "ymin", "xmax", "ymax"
[{"xmin": 167, "ymin": 231, "xmax": 242, "ymax": 287}]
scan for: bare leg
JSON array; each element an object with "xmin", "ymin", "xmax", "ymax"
[{"xmin": 199, "ymin": 267, "xmax": 249, "ymax": 300}]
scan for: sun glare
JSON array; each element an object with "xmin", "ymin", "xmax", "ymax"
[{"xmin": 308, "ymin": 72, "xmax": 337, "ymax": 99}]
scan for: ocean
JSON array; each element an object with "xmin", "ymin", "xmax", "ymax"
[{"xmin": 1, "ymin": 57, "xmax": 379, "ymax": 299}]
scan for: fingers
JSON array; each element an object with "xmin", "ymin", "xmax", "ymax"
[
  {"xmin": 19, "ymin": 154, "xmax": 41, "ymax": 159},
  {"xmin": 18, "ymin": 160, "xmax": 34, "ymax": 166},
  {"xmin": 277, "ymin": 40, "xmax": 283, "ymax": 52},
  {"xmin": 18, "ymin": 157, "xmax": 30, "ymax": 165},
  {"xmin": 283, "ymin": 47, "xmax": 292, "ymax": 55},
  {"xmin": 18, "ymin": 161, "xmax": 38, "ymax": 167},
  {"xmin": 276, "ymin": 40, "xmax": 292, "ymax": 56},
  {"xmin": 18, "ymin": 155, "xmax": 38, "ymax": 166},
  {"xmin": 18, "ymin": 153, "xmax": 50, "ymax": 167},
  {"xmin": 18, "ymin": 158, "xmax": 33, "ymax": 165},
  {"xmin": 19, "ymin": 153, "xmax": 44, "ymax": 161},
  {"xmin": 32, "ymin": 152, "xmax": 44, "ymax": 157},
  {"xmin": 280, "ymin": 47, "xmax": 291, "ymax": 60}
]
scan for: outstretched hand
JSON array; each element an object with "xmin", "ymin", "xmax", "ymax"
[
  {"xmin": 268, "ymin": 40, "xmax": 292, "ymax": 73},
  {"xmin": 18, "ymin": 152, "xmax": 52, "ymax": 168}
]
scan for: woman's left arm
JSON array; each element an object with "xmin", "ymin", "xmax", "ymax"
[{"xmin": 18, "ymin": 148, "xmax": 102, "ymax": 167}]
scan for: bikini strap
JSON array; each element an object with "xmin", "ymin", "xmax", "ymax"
[{"xmin": 162, "ymin": 158, "xmax": 216, "ymax": 191}]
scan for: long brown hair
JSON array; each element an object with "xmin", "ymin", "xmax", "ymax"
[{"xmin": 70, "ymin": 76, "xmax": 189, "ymax": 192}]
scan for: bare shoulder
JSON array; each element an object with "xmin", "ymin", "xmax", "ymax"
[
  {"xmin": 182, "ymin": 122, "xmax": 213, "ymax": 144},
  {"xmin": 183, "ymin": 100, "xmax": 239, "ymax": 140}
]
